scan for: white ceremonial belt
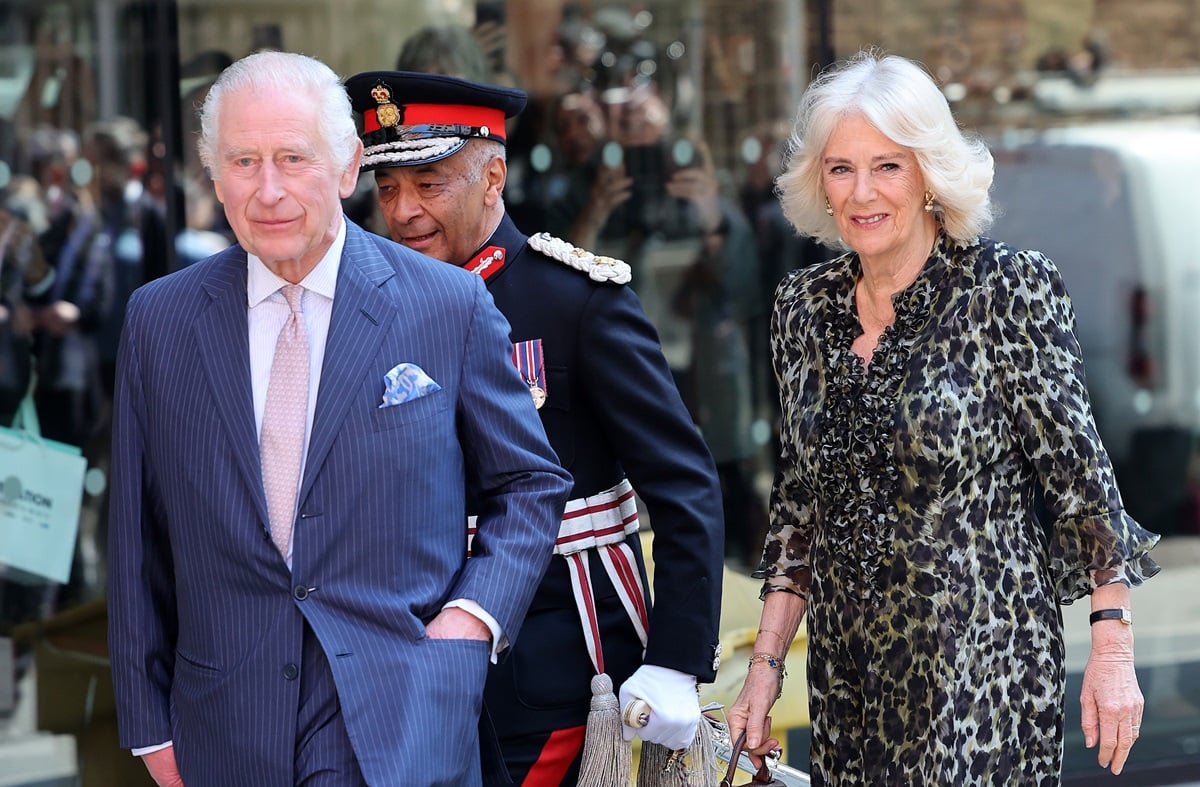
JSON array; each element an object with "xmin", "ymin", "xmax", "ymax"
[
  {"xmin": 553, "ymin": 478, "xmax": 639, "ymax": 555},
  {"xmin": 467, "ymin": 478, "xmax": 648, "ymax": 677},
  {"xmin": 466, "ymin": 478, "xmax": 639, "ymax": 554}
]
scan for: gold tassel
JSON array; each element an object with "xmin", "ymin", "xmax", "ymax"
[
  {"xmin": 578, "ymin": 673, "xmax": 632, "ymax": 787},
  {"xmin": 636, "ymin": 717, "xmax": 718, "ymax": 786}
]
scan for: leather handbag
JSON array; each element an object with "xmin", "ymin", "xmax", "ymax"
[{"xmin": 719, "ymin": 731, "xmax": 787, "ymax": 787}]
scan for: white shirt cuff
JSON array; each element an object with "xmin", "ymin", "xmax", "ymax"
[{"xmin": 132, "ymin": 741, "xmax": 173, "ymax": 756}]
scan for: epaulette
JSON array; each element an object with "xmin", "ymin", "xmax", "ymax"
[{"xmin": 527, "ymin": 232, "xmax": 631, "ymax": 285}]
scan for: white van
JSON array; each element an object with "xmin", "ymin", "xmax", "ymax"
[{"xmin": 989, "ymin": 118, "xmax": 1200, "ymax": 536}]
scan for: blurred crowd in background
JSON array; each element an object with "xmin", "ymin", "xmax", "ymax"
[
  {"xmin": 3, "ymin": 0, "xmax": 1198, "ymax": 664},
  {"xmin": 0, "ymin": 4, "xmax": 834, "ymax": 639}
]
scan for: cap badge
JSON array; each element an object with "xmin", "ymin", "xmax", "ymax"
[{"xmin": 370, "ymin": 82, "xmax": 402, "ymax": 128}]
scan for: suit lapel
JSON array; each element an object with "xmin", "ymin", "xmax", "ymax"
[
  {"xmin": 193, "ymin": 248, "xmax": 268, "ymax": 523},
  {"xmin": 300, "ymin": 225, "xmax": 397, "ymax": 502}
]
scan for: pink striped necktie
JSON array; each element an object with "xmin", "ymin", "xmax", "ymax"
[{"xmin": 261, "ymin": 283, "xmax": 309, "ymax": 560}]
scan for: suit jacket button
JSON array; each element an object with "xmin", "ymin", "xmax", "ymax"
[
  {"xmin": 282, "ymin": 663, "xmax": 299, "ymax": 680},
  {"xmin": 293, "ymin": 585, "xmax": 309, "ymax": 600}
]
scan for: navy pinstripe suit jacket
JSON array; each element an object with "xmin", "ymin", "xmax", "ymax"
[{"xmin": 106, "ymin": 219, "xmax": 571, "ymax": 786}]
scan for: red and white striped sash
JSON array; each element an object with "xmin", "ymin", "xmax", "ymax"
[{"xmin": 467, "ymin": 478, "xmax": 649, "ymax": 674}]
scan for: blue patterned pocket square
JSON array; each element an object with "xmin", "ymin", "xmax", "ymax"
[{"xmin": 380, "ymin": 362, "xmax": 442, "ymax": 408}]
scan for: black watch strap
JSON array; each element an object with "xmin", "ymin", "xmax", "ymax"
[{"xmin": 1089, "ymin": 607, "xmax": 1132, "ymax": 625}]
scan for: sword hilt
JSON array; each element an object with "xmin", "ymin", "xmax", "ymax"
[{"xmin": 621, "ymin": 698, "xmax": 651, "ymax": 728}]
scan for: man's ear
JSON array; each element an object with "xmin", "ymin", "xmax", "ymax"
[
  {"xmin": 339, "ymin": 140, "xmax": 365, "ymax": 199},
  {"xmin": 482, "ymin": 154, "xmax": 507, "ymax": 206}
]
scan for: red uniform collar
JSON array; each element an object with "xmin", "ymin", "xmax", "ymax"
[{"xmin": 463, "ymin": 245, "xmax": 506, "ymax": 281}]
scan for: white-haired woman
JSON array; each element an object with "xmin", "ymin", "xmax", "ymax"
[{"xmin": 726, "ymin": 50, "xmax": 1160, "ymax": 785}]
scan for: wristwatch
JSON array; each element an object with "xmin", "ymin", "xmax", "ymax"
[{"xmin": 1089, "ymin": 607, "xmax": 1132, "ymax": 625}]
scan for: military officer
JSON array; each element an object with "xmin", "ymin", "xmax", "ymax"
[{"xmin": 344, "ymin": 70, "xmax": 725, "ymax": 786}]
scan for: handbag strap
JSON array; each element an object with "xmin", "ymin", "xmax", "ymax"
[{"xmin": 720, "ymin": 730, "xmax": 775, "ymax": 787}]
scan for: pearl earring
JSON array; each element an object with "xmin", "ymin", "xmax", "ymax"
[
  {"xmin": 924, "ymin": 191, "xmax": 935, "ymax": 212},
  {"xmin": 825, "ymin": 197, "xmax": 833, "ymax": 216}
]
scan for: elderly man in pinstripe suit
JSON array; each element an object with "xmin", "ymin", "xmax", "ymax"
[{"xmin": 106, "ymin": 50, "xmax": 571, "ymax": 787}]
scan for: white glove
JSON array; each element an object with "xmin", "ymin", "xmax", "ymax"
[{"xmin": 619, "ymin": 664, "xmax": 700, "ymax": 751}]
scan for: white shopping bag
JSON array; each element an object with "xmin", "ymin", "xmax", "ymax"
[{"xmin": 0, "ymin": 379, "xmax": 86, "ymax": 584}]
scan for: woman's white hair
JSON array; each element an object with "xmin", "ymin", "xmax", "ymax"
[
  {"xmin": 776, "ymin": 49, "xmax": 994, "ymax": 247},
  {"xmin": 197, "ymin": 50, "xmax": 360, "ymax": 180}
]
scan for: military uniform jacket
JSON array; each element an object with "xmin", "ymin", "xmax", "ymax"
[{"xmin": 478, "ymin": 215, "xmax": 724, "ymax": 737}]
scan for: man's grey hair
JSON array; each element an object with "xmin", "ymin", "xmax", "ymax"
[
  {"xmin": 197, "ymin": 50, "xmax": 359, "ymax": 180},
  {"xmin": 458, "ymin": 138, "xmax": 507, "ymax": 184}
]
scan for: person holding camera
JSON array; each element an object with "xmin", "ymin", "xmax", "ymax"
[{"xmin": 548, "ymin": 81, "xmax": 730, "ymax": 258}]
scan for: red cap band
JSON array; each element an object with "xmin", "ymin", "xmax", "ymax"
[{"xmin": 363, "ymin": 103, "xmax": 507, "ymax": 140}]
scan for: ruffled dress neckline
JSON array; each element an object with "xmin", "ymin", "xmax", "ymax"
[{"xmin": 812, "ymin": 233, "xmax": 957, "ymax": 601}]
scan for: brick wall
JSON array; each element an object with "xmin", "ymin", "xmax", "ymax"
[
  {"xmin": 824, "ymin": 0, "xmax": 1200, "ymax": 78},
  {"xmin": 1093, "ymin": 0, "xmax": 1200, "ymax": 68},
  {"xmin": 795, "ymin": 0, "xmax": 1200, "ymax": 126}
]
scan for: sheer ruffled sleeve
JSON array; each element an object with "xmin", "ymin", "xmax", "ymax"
[
  {"xmin": 754, "ymin": 272, "xmax": 816, "ymax": 599},
  {"xmin": 993, "ymin": 248, "xmax": 1160, "ymax": 603}
]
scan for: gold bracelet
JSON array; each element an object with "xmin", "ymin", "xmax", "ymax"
[
  {"xmin": 748, "ymin": 653, "xmax": 787, "ymax": 676},
  {"xmin": 747, "ymin": 653, "xmax": 787, "ymax": 700},
  {"xmin": 756, "ymin": 628, "xmax": 789, "ymax": 645}
]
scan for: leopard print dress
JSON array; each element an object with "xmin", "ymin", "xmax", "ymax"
[{"xmin": 755, "ymin": 233, "xmax": 1161, "ymax": 786}]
